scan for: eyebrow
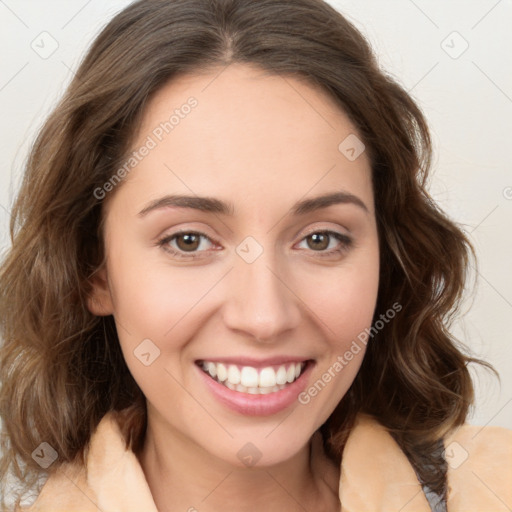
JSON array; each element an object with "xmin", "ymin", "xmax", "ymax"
[{"xmin": 137, "ymin": 191, "xmax": 369, "ymax": 218}]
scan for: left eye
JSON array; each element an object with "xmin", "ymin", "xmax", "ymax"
[{"xmin": 296, "ymin": 230, "xmax": 351, "ymax": 253}]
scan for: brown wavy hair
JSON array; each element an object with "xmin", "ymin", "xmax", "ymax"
[{"xmin": 0, "ymin": 0, "xmax": 497, "ymax": 507}]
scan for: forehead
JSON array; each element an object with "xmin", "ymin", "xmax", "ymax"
[{"xmin": 111, "ymin": 63, "xmax": 373, "ymax": 216}]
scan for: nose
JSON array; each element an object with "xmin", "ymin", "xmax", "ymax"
[{"xmin": 222, "ymin": 252, "xmax": 301, "ymax": 343}]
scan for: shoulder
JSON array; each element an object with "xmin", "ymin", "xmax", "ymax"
[
  {"xmin": 443, "ymin": 421, "xmax": 512, "ymax": 511},
  {"xmin": 16, "ymin": 463, "xmax": 95, "ymax": 512},
  {"xmin": 16, "ymin": 414, "xmax": 116, "ymax": 512},
  {"xmin": 340, "ymin": 414, "xmax": 512, "ymax": 512},
  {"xmin": 339, "ymin": 413, "xmax": 512, "ymax": 512},
  {"xmin": 18, "ymin": 411, "xmax": 156, "ymax": 512},
  {"xmin": 339, "ymin": 413, "xmax": 433, "ymax": 511}
]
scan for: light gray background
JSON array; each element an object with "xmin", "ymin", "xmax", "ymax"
[{"xmin": 0, "ymin": 0, "xmax": 511, "ymax": 428}]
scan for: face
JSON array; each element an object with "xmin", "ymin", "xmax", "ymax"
[{"xmin": 88, "ymin": 63, "xmax": 380, "ymax": 467}]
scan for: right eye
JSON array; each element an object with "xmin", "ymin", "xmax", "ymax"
[{"xmin": 157, "ymin": 231, "xmax": 218, "ymax": 258}]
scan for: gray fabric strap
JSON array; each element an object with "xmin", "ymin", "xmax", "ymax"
[
  {"xmin": 386, "ymin": 427, "xmax": 449, "ymax": 511},
  {"xmin": 417, "ymin": 436, "xmax": 448, "ymax": 512},
  {"xmin": 422, "ymin": 484, "xmax": 447, "ymax": 512}
]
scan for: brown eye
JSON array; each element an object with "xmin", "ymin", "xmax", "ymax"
[
  {"xmin": 306, "ymin": 232, "xmax": 330, "ymax": 251},
  {"xmin": 157, "ymin": 231, "xmax": 215, "ymax": 258},
  {"xmin": 175, "ymin": 233, "xmax": 201, "ymax": 252},
  {"xmin": 296, "ymin": 230, "xmax": 353, "ymax": 257}
]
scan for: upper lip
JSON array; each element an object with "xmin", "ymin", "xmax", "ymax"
[{"xmin": 196, "ymin": 356, "xmax": 313, "ymax": 368}]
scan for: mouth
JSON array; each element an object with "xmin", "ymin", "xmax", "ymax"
[
  {"xmin": 195, "ymin": 357, "xmax": 315, "ymax": 415},
  {"xmin": 196, "ymin": 359, "xmax": 311, "ymax": 395}
]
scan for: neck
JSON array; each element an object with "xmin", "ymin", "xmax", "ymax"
[{"xmin": 137, "ymin": 414, "xmax": 340, "ymax": 512}]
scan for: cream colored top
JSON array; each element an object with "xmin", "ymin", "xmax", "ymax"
[{"xmin": 18, "ymin": 411, "xmax": 512, "ymax": 511}]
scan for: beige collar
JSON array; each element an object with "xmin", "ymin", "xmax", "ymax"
[
  {"xmin": 26, "ymin": 411, "xmax": 512, "ymax": 511},
  {"xmin": 339, "ymin": 413, "xmax": 512, "ymax": 511}
]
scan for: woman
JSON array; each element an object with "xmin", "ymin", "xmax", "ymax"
[{"xmin": 0, "ymin": 0, "xmax": 510, "ymax": 510}]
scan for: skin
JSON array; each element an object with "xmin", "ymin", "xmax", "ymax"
[{"xmin": 88, "ymin": 63, "xmax": 380, "ymax": 512}]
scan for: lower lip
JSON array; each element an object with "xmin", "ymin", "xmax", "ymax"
[{"xmin": 196, "ymin": 361, "xmax": 314, "ymax": 416}]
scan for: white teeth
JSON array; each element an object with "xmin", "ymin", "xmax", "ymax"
[
  {"xmin": 217, "ymin": 363, "xmax": 228, "ymax": 382},
  {"xmin": 240, "ymin": 367, "xmax": 259, "ymax": 388},
  {"xmin": 259, "ymin": 367, "xmax": 277, "ymax": 388},
  {"xmin": 227, "ymin": 365, "xmax": 241, "ymax": 385},
  {"xmin": 199, "ymin": 360, "xmax": 308, "ymax": 394},
  {"xmin": 207, "ymin": 362, "xmax": 217, "ymax": 379},
  {"xmin": 275, "ymin": 366, "xmax": 287, "ymax": 385}
]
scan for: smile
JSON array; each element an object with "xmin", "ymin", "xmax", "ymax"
[{"xmin": 197, "ymin": 360, "xmax": 308, "ymax": 395}]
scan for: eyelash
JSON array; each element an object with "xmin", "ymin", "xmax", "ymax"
[{"xmin": 156, "ymin": 229, "xmax": 353, "ymax": 259}]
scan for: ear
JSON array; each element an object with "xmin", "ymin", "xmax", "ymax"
[{"xmin": 86, "ymin": 266, "xmax": 114, "ymax": 316}]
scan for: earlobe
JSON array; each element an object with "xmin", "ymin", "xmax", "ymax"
[{"xmin": 86, "ymin": 266, "xmax": 114, "ymax": 316}]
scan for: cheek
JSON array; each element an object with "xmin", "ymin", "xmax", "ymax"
[
  {"xmin": 109, "ymin": 253, "xmax": 222, "ymax": 342},
  {"xmin": 319, "ymin": 272, "xmax": 378, "ymax": 341},
  {"xmin": 296, "ymin": 250, "xmax": 380, "ymax": 346},
  {"xmin": 106, "ymin": 254, "xmax": 232, "ymax": 403},
  {"xmin": 293, "ymin": 257, "xmax": 379, "ymax": 416},
  {"xmin": 106, "ymin": 255, "xmax": 211, "ymax": 409}
]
